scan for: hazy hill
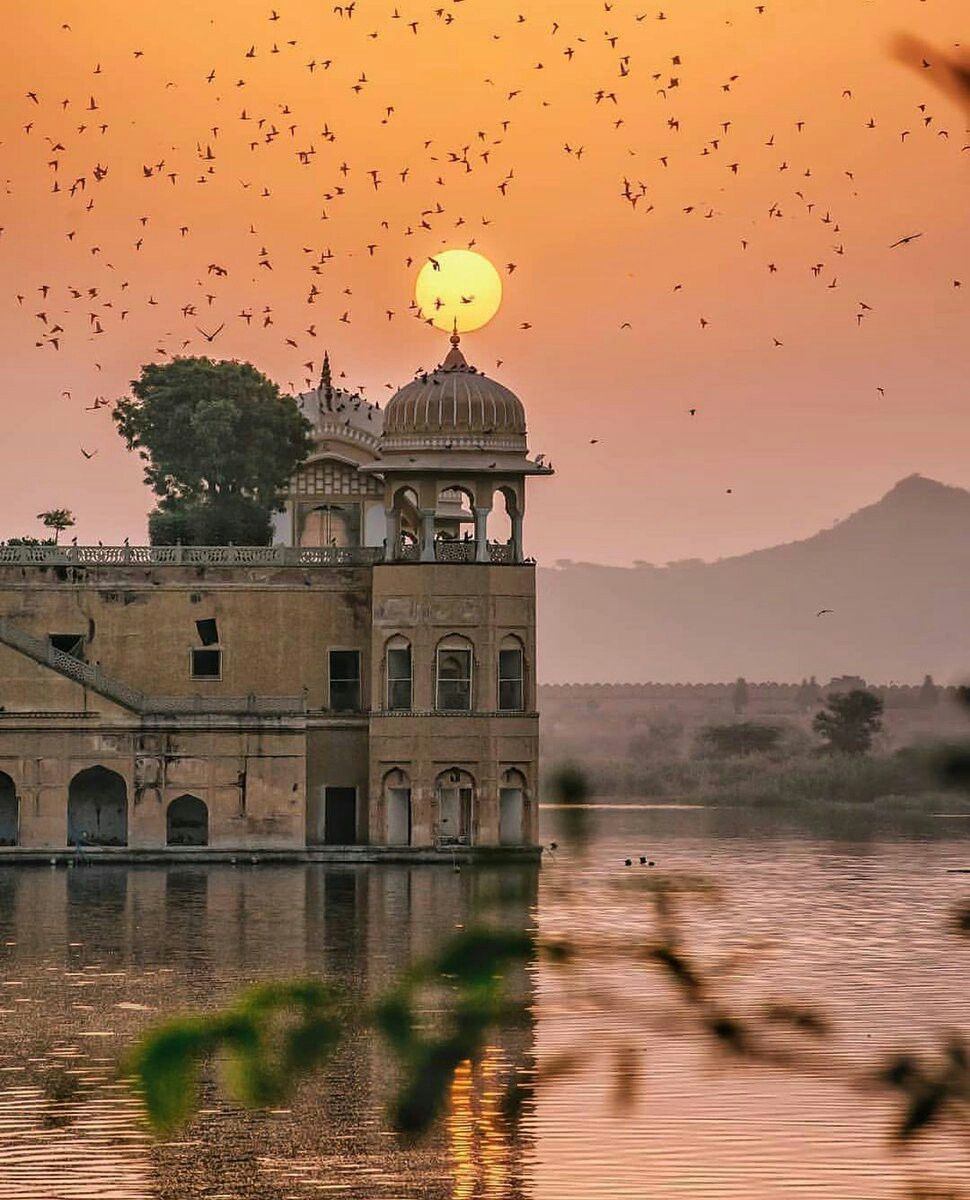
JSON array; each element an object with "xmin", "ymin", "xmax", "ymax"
[{"xmin": 537, "ymin": 475, "xmax": 970, "ymax": 684}]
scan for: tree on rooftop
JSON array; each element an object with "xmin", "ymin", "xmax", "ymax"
[
  {"xmin": 36, "ymin": 509, "xmax": 75, "ymax": 544},
  {"xmin": 113, "ymin": 357, "xmax": 313, "ymax": 545},
  {"xmin": 813, "ymin": 689, "xmax": 884, "ymax": 756}
]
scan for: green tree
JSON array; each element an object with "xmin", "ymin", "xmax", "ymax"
[
  {"xmin": 812, "ymin": 689, "xmax": 884, "ymax": 755},
  {"xmin": 36, "ymin": 509, "xmax": 75, "ymax": 544},
  {"xmin": 113, "ymin": 357, "xmax": 313, "ymax": 545},
  {"xmin": 732, "ymin": 676, "xmax": 749, "ymax": 715}
]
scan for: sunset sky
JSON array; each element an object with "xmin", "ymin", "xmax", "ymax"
[{"xmin": 0, "ymin": 0, "xmax": 967, "ymax": 565}]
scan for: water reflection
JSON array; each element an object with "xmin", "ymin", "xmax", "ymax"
[
  {"xmin": 0, "ymin": 862, "xmax": 537, "ymax": 1200},
  {"xmin": 0, "ymin": 810, "xmax": 967, "ymax": 1198}
]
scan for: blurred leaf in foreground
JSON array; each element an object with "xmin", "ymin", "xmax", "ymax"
[{"xmin": 126, "ymin": 980, "xmax": 342, "ymax": 1134}]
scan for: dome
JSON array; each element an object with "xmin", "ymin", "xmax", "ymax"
[
  {"xmin": 382, "ymin": 334, "xmax": 526, "ymax": 444},
  {"xmin": 295, "ymin": 352, "xmax": 383, "ymax": 451}
]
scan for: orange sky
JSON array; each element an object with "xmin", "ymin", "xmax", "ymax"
[{"xmin": 0, "ymin": 0, "xmax": 967, "ymax": 564}]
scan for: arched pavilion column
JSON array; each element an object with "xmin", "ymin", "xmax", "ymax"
[
  {"xmin": 383, "ymin": 507, "xmax": 400, "ymax": 562},
  {"xmin": 474, "ymin": 506, "xmax": 492, "ymax": 563},
  {"xmin": 419, "ymin": 509, "xmax": 437, "ymax": 562},
  {"xmin": 510, "ymin": 510, "xmax": 524, "ymax": 563}
]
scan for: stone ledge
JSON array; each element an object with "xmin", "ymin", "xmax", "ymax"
[{"xmin": 0, "ymin": 845, "xmax": 542, "ymax": 865}]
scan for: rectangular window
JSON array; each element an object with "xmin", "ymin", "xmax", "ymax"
[
  {"xmin": 191, "ymin": 648, "xmax": 222, "ymax": 679},
  {"xmin": 386, "ymin": 645, "xmax": 412, "ymax": 711},
  {"xmin": 498, "ymin": 648, "xmax": 525, "ymax": 711},
  {"xmin": 436, "ymin": 647, "xmax": 472, "ymax": 712},
  {"xmin": 329, "ymin": 650, "xmax": 362, "ymax": 711}
]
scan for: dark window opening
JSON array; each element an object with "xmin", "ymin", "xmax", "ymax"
[
  {"xmin": 386, "ymin": 645, "xmax": 412, "ymax": 711},
  {"xmin": 191, "ymin": 648, "xmax": 222, "ymax": 679},
  {"xmin": 49, "ymin": 633, "xmax": 85, "ymax": 660},
  {"xmin": 329, "ymin": 650, "xmax": 361, "ymax": 711},
  {"xmin": 0, "ymin": 773, "xmax": 18, "ymax": 847},
  {"xmin": 437, "ymin": 648, "xmax": 472, "ymax": 712},
  {"xmin": 498, "ymin": 647, "xmax": 525, "ymax": 712},
  {"xmin": 195, "ymin": 618, "xmax": 219, "ymax": 646}
]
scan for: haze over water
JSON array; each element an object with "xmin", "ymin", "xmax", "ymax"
[{"xmin": 0, "ymin": 805, "xmax": 967, "ymax": 1199}]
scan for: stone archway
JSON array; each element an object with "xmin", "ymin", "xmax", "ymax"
[
  {"xmin": 383, "ymin": 768, "xmax": 412, "ymax": 846},
  {"xmin": 166, "ymin": 794, "xmax": 209, "ymax": 847},
  {"xmin": 434, "ymin": 768, "xmax": 475, "ymax": 846},
  {"xmin": 499, "ymin": 768, "xmax": 528, "ymax": 846},
  {"xmin": 68, "ymin": 767, "xmax": 128, "ymax": 847},
  {"xmin": 0, "ymin": 772, "xmax": 18, "ymax": 846}
]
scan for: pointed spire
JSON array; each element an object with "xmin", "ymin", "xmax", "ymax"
[
  {"xmin": 441, "ymin": 320, "xmax": 468, "ymax": 371},
  {"xmin": 319, "ymin": 351, "xmax": 334, "ymax": 406}
]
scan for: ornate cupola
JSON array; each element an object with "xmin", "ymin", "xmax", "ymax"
[
  {"xmin": 364, "ymin": 332, "xmax": 552, "ymax": 564},
  {"xmin": 274, "ymin": 352, "xmax": 387, "ymax": 549}
]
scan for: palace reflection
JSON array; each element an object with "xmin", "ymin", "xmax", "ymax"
[{"xmin": 0, "ymin": 862, "xmax": 538, "ymax": 1200}]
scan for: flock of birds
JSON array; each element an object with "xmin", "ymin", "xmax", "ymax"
[{"xmin": 2, "ymin": 2, "xmax": 968, "ymax": 469}]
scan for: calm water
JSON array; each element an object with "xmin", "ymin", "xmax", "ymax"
[{"xmin": 0, "ymin": 805, "xmax": 968, "ymax": 1199}]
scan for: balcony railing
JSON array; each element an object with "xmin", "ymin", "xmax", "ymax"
[
  {"xmin": 0, "ymin": 543, "xmax": 521, "ymax": 567},
  {"xmin": 393, "ymin": 540, "xmax": 518, "ymax": 564},
  {"xmin": 0, "ymin": 545, "xmax": 383, "ymax": 568}
]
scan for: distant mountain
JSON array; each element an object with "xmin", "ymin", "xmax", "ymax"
[{"xmin": 537, "ymin": 475, "xmax": 970, "ymax": 684}]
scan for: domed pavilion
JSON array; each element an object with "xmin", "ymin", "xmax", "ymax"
[
  {"xmin": 364, "ymin": 331, "xmax": 552, "ymax": 563},
  {"xmin": 276, "ymin": 335, "xmax": 552, "ymax": 564}
]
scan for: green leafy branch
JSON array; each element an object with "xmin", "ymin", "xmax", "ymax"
[{"xmin": 126, "ymin": 928, "xmax": 538, "ymax": 1138}]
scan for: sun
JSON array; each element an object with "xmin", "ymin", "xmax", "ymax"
[{"xmin": 414, "ymin": 249, "xmax": 503, "ymax": 334}]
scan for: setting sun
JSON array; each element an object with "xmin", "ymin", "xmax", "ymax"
[{"xmin": 414, "ymin": 249, "xmax": 503, "ymax": 333}]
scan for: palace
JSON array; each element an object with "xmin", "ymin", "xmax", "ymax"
[{"xmin": 0, "ymin": 334, "xmax": 551, "ymax": 859}]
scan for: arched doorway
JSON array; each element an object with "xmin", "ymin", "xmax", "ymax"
[
  {"xmin": 384, "ymin": 769, "xmax": 412, "ymax": 846},
  {"xmin": 67, "ymin": 767, "xmax": 128, "ymax": 847},
  {"xmin": 0, "ymin": 772, "xmax": 18, "ymax": 846},
  {"xmin": 435, "ymin": 768, "xmax": 475, "ymax": 846},
  {"xmin": 499, "ymin": 768, "xmax": 528, "ymax": 846},
  {"xmin": 167, "ymin": 795, "xmax": 209, "ymax": 847},
  {"xmin": 300, "ymin": 502, "xmax": 359, "ymax": 548}
]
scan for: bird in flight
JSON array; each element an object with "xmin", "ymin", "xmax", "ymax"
[
  {"xmin": 196, "ymin": 322, "xmax": 225, "ymax": 342},
  {"xmin": 889, "ymin": 233, "xmax": 923, "ymax": 248},
  {"xmin": 816, "ymin": 608, "xmax": 834, "ymax": 617},
  {"xmin": 80, "ymin": 447, "xmax": 97, "ymax": 459}
]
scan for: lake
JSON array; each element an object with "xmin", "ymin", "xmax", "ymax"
[{"xmin": 0, "ymin": 803, "xmax": 968, "ymax": 1199}]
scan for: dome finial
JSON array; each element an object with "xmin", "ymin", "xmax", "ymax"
[
  {"xmin": 442, "ymin": 321, "xmax": 468, "ymax": 371},
  {"xmin": 319, "ymin": 351, "xmax": 334, "ymax": 406}
]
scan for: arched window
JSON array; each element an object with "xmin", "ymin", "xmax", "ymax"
[
  {"xmin": 499, "ymin": 767, "xmax": 528, "ymax": 846},
  {"xmin": 0, "ymin": 772, "xmax": 17, "ymax": 846},
  {"xmin": 436, "ymin": 486, "xmax": 475, "ymax": 541},
  {"xmin": 167, "ymin": 795, "xmax": 209, "ymax": 847},
  {"xmin": 498, "ymin": 635, "xmax": 525, "ymax": 712},
  {"xmin": 384, "ymin": 768, "xmax": 412, "ymax": 846},
  {"xmin": 436, "ymin": 636, "xmax": 473, "ymax": 712},
  {"xmin": 386, "ymin": 636, "xmax": 413, "ymax": 711},
  {"xmin": 68, "ymin": 766, "xmax": 128, "ymax": 847},
  {"xmin": 435, "ymin": 768, "xmax": 475, "ymax": 846}
]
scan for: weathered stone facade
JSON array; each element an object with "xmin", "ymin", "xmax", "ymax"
[{"xmin": 0, "ymin": 338, "xmax": 550, "ymax": 859}]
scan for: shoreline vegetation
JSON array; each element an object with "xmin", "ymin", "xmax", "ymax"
[
  {"xmin": 542, "ymin": 751, "xmax": 970, "ymax": 810},
  {"xmin": 542, "ymin": 685, "xmax": 970, "ymax": 811}
]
